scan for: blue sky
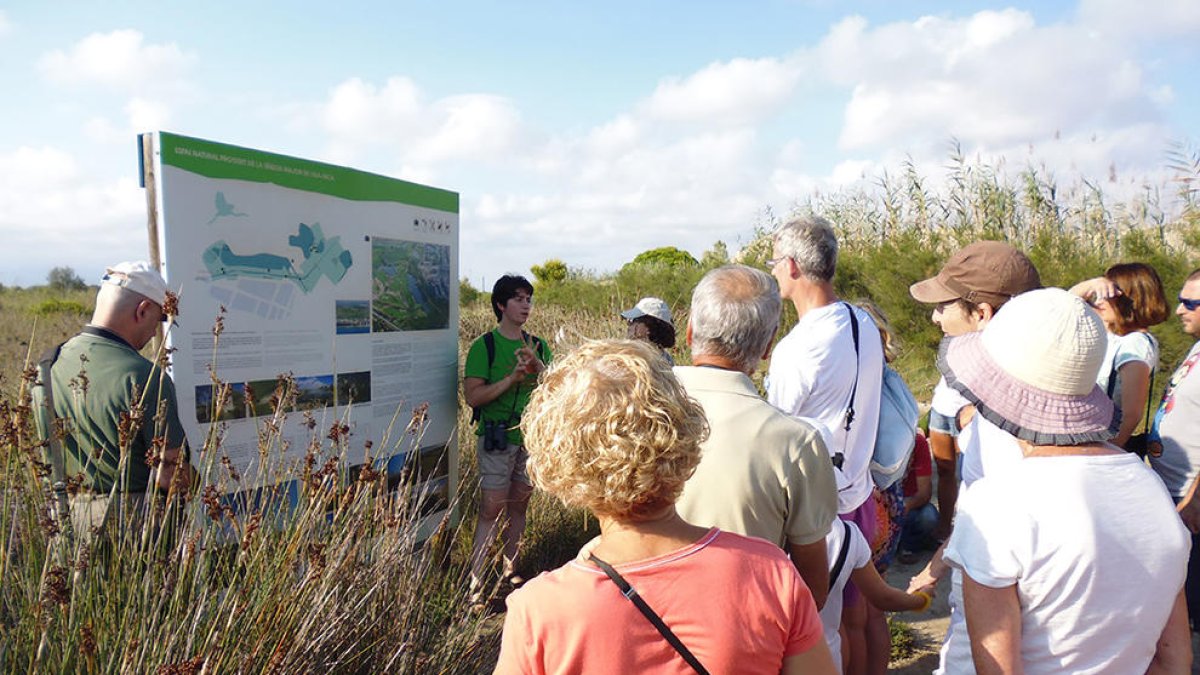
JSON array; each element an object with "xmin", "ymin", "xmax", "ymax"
[{"xmin": 1, "ymin": 0, "xmax": 1197, "ymax": 287}]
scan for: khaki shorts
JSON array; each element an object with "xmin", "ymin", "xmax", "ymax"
[
  {"xmin": 63, "ymin": 492, "xmax": 147, "ymax": 546},
  {"xmin": 477, "ymin": 437, "xmax": 531, "ymax": 491}
]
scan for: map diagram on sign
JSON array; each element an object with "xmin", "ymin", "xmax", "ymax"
[{"xmin": 203, "ymin": 222, "xmax": 353, "ymax": 319}]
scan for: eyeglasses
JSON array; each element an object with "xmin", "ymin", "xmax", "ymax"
[
  {"xmin": 765, "ymin": 256, "xmax": 791, "ymax": 269},
  {"xmin": 1181, "ymin": 296, "xmax": 1200, "ymax": 311}
]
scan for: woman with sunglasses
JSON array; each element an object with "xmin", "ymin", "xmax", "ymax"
[{"xmin": 1070, "ymin": 262, "xmax": 1170, "ymax": 449}]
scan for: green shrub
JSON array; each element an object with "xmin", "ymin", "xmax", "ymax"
[
  {"xmin": 888, "ymin": 616, "xmax": 919, "ymax": 663},
  {"xmin": 28, "ymin": 298, "xmax": 90, "ymax": 317}
]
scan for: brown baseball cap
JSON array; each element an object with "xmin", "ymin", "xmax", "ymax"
[{"xmin": 910, "ymin": 241, "xmax": 1041, "ymax": 307}]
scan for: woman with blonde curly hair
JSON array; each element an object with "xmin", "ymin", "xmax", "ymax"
[{"xmin": 495, "ymin": 340, "xmax": 836, "ymax": 675}]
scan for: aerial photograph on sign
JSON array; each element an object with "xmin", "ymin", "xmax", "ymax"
[
  {"xmin": 371, "ymin": 238, "xmax": 451, "ymax": 332},
  {"xmin": 335, "ymin": 300, "xmax": 371, "ymax": 334}
]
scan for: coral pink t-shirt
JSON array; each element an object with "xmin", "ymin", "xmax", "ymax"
[{"xmin": 495, "ymin": 528, "xmax": 824, "ymax": 674}]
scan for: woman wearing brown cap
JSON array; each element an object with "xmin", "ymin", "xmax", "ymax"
[
  {"xmin": 908, "ymin": 241, "xmax": 1041, "ymax": 535},
  {"xmin": 906, "ymin": 241, "xmax": 1042, "ymax": 675}
]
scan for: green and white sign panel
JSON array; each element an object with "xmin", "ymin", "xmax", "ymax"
[{"xmin": 147, "ymin": 132, "xmax": 458, "ymax": 507}]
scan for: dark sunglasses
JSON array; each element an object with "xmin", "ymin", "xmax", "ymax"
[{"xmin": 1181, "ymin": 296, "xmax": 1200, "ymax": 311}]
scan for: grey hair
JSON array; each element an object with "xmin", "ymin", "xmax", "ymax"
[
  {"xmin": 773, "ymin": 214, "xmax": 838, "ymax": 281},
  {"xmin": 689, "ymin": 265, "xmax": 781, "ymax": 372}
]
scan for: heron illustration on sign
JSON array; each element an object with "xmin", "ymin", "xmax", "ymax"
[{"xmin": 207, "ymin": 191, "xmax": 249, "ymax": 225}]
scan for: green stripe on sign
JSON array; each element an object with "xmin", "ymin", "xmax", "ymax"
[{"xmin": 158, "ymin": 132, "xmax": 459, "ymax": 213}]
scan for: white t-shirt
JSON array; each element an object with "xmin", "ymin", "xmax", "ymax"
[
  {"xmin": 930, "ymin": 376, "xmax": 971, "ymax": 419},
  {"xmin": 936, "ymin": 414, "xmax": 1027, "ymax": 674},
  {"xmin": 944, "ymin": 452, "xmax": 1189, "ymax": 674},
  {"xmin": 819, "ymin": 519, "xmax": 872, "ymax": 673},
  {"xmin": 1150, "ymin": 341, "xmax": 1200, "ymax": 499},
  {"xmin": 1097, "ymin": 330, "xmax": 1158, "ymax": 406},
  {"xmin": 768, "ymin": 302, "xmax": 884, "ymax": 514},
  {"xmin": 958, "ymin": 414, "xmax": 1024, "ymax": 488}
]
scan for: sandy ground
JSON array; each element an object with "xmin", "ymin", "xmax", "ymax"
[{"xmin": 884, "ymin": 549, "xmax": 952, "ymax": 674}]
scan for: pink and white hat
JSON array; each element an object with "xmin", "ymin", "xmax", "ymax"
[{"xmin": 938, "ymin": 287, "xmax": 1118, "ymax": 445}]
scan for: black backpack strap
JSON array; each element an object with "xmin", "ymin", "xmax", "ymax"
[
  {"xmin": 470, "ymin": 332, "xmax": 499, "ymax": 424},
  {"xmin": 484, "ymin": 331, "xmax": 497, "ymax": 373},
  {"xmin": 519, "ymin": 330, "xmax": 547, "ymax": 361},
  {"xmin": 589, "ymin": 553, "xmax": 710, "ymax": 675},
  {"xmin": 1142, "ymin": 333, "xmax": 1157, "ymax": 431},
  {"xmin": 37, "ymin": 341, "xmax": 77, "ymax": 549},
  {"xmin": 828, "ymin": 521, "xmax": 853, "ymax": 593},
  {"xmin": 835, "ymin": 302, "xmax": 861, "ymax": 470},
  {"xmin": 1106, "ymin": 333, "xmax": 1158, "ymax": 431},
  {"xmin": 533, "ymin": 335, "xmax": 547, "ymax": 361},
  {"xmin": 1105, "ymin": 355, "xmax": 1119, "ymax": 399}
]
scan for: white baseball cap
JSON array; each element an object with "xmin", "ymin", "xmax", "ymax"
[
  {"xmin": 101, "ymin": 261, "xmax": 169, "ymax": 306},
  {"xmin": 620, "ymin": 297, "xmax": 672, "ymax": 324}
]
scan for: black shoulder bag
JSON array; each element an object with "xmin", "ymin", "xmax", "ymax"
[
  {"xmin": 588, "ymin": 553, "xmax": 710, "ymax": 674},
  {"xmin": 1106, "ymin": 333, "xmax": 1156, "ymax": 458}
]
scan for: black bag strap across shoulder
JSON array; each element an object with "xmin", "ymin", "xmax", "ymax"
[
  {"xmin": 1104, "ymin": 332, "xmax": 1157, "ymax": 432},
  {"xmin": 834, "ymin": 302, "xmax": 861, "ymax": 470},
  {"xmin": 828, "ymin": 520, "xmax": 853, "ymax": 593},
  {"xmin": 588, "ymin": 553, "xmax": 710, "ymax": 675}
]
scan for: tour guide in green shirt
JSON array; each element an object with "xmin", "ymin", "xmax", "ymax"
[
  {"xmin": 33, "ymin": 261, "xmax": 195, "ymax": 540},
  {"xmin": 463, "ymin": 274, "xmax": 550, "ymax": 601}
]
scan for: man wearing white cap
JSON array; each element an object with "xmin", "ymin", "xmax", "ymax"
[
  {"xmin": 620, "ymin": 297, "xmax": 676, "ymax": 364},
  {"xmin": 33, "ymin": 261, "xmax": 193, "ymax": 541}
]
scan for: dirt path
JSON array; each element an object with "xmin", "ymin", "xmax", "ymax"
[{"xmin": 884, "ymin": 550, "xmax": 951, "ymax": 674}]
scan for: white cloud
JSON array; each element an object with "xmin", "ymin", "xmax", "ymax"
[
  {"xmin": 412, "ymin": 95, "xmax": 522, "ymax": 163},
  {"xmin": 311, "ymin": 77, "xmax": 522, "ymax": 165},
  {"xmin": 0, "ymin": 146, "xmax": 146, "ymax": 285},
  {"xmin": 282, "ymin": 7, "xmax": 1189, "ymax": 288},
  {"xmin": 0, "ymin": 10, "xmax": 11, "ymax": 36},
  {"xmin": 640, "ymin": 56, "xmax": 803, "ymax": 126},
  {"xmin": 1078, "ymin": 0, "xmax": 1200, "ymax": 40},
  {"xmin": 39, "ymin": 29, "xmax": 195, "ymax": 91},
  {"xmin": 321, "ymin": 77, "xmax": 422, "ymax": 145},
  {"xmin": 125, "ymin": 97, "xmax": 171, "ymax": 131},
  {"xmin": 83, "ymin": 98, "xmax": 173, "ymax": 144},
  {"xmin": 817, "ymin": 12, "xmax": 1167, "ymax": 154}
]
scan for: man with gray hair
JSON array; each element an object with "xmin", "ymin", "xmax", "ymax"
[
  {"xmin": 674, "ymin": 264, "xmax": 838, "ymax": 608},
  {"xmin": 33, "ymin": 261, "xmax": 194, "ymax": 543},
  {"xmin": 767, "ymin": 215, "xmax": 887, "ymax": 671}
]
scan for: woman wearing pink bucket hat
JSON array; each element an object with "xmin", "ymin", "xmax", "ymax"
[{"xmin": 938, "ymin": 288, "xmax": 1190, "ymax": 673}]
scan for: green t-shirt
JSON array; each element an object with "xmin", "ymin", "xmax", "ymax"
[
  {"xmin": 33, "ymin": 330, "xmax": 189, "ymax": 493},
  {"xmin": 463, "ymin": 328, "xmax": 551, "ymax": 446}
]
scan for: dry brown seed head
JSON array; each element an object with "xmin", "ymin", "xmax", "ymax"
[
  {"xmin": 161, "ymin": 290, "xmax": 180, "ymax": 318},
  {"xmin": 40, "ymin": 565, "xmax": 70, "ymax": 608},
  {"xmin": 220, "ymin": 455, "xmax": 241, "ymax": 482},
  {"xmin": 80, "ymin": 622, "xmax": 97, "ymax": 659}
]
